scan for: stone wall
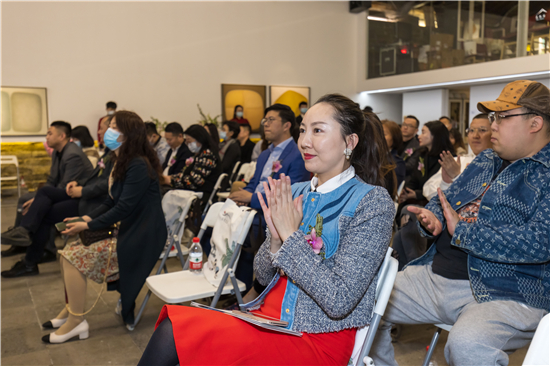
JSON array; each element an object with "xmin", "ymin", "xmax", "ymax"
[{"xmin": 1, "ymin": 142, "xmax": 52, "ymax": 193}]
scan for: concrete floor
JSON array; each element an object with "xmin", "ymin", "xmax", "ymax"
[{"xmin": 0, "ymin": 191, "xmax": 529, "ymax": 365}]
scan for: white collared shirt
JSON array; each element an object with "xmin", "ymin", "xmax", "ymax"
[{"xmin": 310, "ymin": 166, "xmax": 356, "ymax": 193}]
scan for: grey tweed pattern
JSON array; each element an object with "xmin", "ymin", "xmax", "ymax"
[{"xmin": 254, "ymin": 186, "xmax": 394, "ymax": 333}]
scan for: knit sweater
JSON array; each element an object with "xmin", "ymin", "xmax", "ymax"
[{"xmin": 251, "ymin": 178, "xmax": 394, "ymax": 333}]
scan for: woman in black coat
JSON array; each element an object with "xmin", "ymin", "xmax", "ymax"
[{"xmin": 43, "ymin": 111, "xmax": 167, "ymax": 343}]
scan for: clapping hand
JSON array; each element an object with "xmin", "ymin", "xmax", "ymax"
[
  {"xmin": 437, "ymin": 188, "xmax": 459, "ymax": 236},
  {"xmin": 439, "ymin": 151, "xmax": 461, "ymax": 183},
  {"xmin": 399, "ymin": 187, "xmax": 416, "ymax": 203},
  {"xmin": 407, "ymin": 188, "xmax": 459, "ymax": 236}
]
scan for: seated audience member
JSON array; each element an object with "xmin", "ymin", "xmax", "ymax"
[
  {"xmin": 163, "ymin": 125, "xmax": 221, "ymax": 201},
  {"xmin": 137, "ymin": 94, "xmax": 395, "ymax": 366},
  {"xmin": 251, "ymin": 128, "xmax": 269, "ymax": 162},
  {"xmin": 228, "ymin": 104, "xmax": 310, "ymax": 290},
  {"xmin": 371, "ymin": 80, "xmax": 550, "ymax": 366},
  {"xmin": 97, "ymin": 101, "xmax": 116, "ymax": 145},
  {"xmin": 368, "ymin": 114, "xmax": 398, "ymax": 198},
  {"xmin": 382, "ymin": 119, "xmax": 406, "ymax": 190},
  {"xmin": 42, "ymin": 111, "xmax": 167, "ymax": 343},
  {"xmin": 219, "ymin": 121, "xmax": 241, "ymax": 175},
  {"xmin": 162, "ymin": 122, "xmax": 192, "ymax": 176},
  {"xmin": 399, "ymin": 115, "xmax": 420, "ymax": 167},
  {"xmin": 145, "ymin": 122, "xmax": 170, "ymax": 165},
  {"xmin": 439, "ymin": 115, "xmax": 454, "ymax": 130},
  {"xmin": 296, "ymin": 101, "xmax": 308, "ymax": 124},
  {"xmin": 1, "ymin": 122, "xmax": 94, "ymax": 257},
  {"xmin": 230, "ymin": 104, "xmax": 249, "ymax": 125},
  {"xmin": 399, "ymin": 121, "xmax": 454, "ymax": 207},
  {"xmin": 1, "ymin": 129, "xmax": 115, "ymax": 278},
  {"xmin": 449, "ymin": 128, "xmax": 467, "ymax": 156},
  {"xmin": 423, "ymin": 114, "xmax": 492, "ymax": 200},
  {"xmin": 237, "ymin": 122, "xmax": 255, "ymax": 164},
  {"xmin": 203, "ymin": 123, "xmax": 220, "ymax": 144},
  {"xmin": 72, "ymin": 126, "xmax": 100, "ymax": 168}
]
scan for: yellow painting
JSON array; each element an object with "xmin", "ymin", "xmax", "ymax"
[
  {"xmin": 222, "ymin": 84, "xmax": 266, "ymax": 132},
  {"xmin": 270, "ymin": 86, "xmax": 310, "ymax": 117}
]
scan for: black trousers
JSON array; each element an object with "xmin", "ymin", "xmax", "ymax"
[{"xmin": 20, "ymin": 186, "xmax": 79, "ymax": 265}]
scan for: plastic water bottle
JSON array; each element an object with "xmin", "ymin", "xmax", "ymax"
[{"xmin": 189, "ymin": 237, "xmax": 203, "ymax": 274}]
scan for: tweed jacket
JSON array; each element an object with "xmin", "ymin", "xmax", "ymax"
[
  {"xmin": 413, "ymin": 143, "xmax": 550, "ymax": 312},
  {"xmin": 250, "ymin": 177, "xmax": 394, "ymax": 333}
]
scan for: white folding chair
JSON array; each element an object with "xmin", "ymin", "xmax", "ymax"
[
  {"xmin": 422, "ymin": 323, "xmax": 453, "ymax": 366},
  {"xmin": 145, "ymin": 202, "xmax": 256, "ymax": 313},
  {"xmin": 0, "ymin": 155, "xmax": 21, "ymax": 197},
  {"xmin": 523, "ymin": 313, "xmax": 550, "ymax": 366},
  {"xmin": 350, "ymin": 247, "xmax": 399, "ymax": 366},
  {"xmin": 203, "ymin": 173, "xmax": 228, "ymax": 214},
  {"xmin": 228, "ymin": 161, "xmax": 241, "ymax": 185},
  {"xmin": 243, "ymin": 161, "xmax": 256, "ymax": 183}
]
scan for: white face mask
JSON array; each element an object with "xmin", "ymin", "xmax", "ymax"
[
  {"xmin": 187, "ymin": 141, "xmax": 201, "ymax": 153},
  {"xmin": 107, "ymin": 110, "xmax": 115, "ymax": 116}
]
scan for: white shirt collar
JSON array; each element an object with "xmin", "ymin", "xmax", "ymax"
[{"xmin": 310, "ymin": 166, "xmax": 356, "ymax": 194}]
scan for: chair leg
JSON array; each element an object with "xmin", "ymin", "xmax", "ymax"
[
  {"xmin": 422, "ymin": 327, "xmax": 442, "ymax": 366},
  {"xmin": 227, "ymin": 268, "xmax": 244, "ymax": 307},
  {"xmin": 358, "ymin": 314, "xmax": 382, "ymax": 365},
  {"xmin": 130, "ymin": 290, "xmax": 152, "ymax": 330},
  {"xmin": 174, "ymin": 240, "xmax": 186, "ymax": 269}
]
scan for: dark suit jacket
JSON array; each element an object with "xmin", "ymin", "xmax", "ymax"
[
  {"xmin": 77, "ymin": 149, "xmax": 114, "ymax": 215},
  {"xmin": 244, "ymin": 139, "xmax": 310, "ymax": 211},
  {"xmin": 47, "ymin": 142, "xmax": 94, "ymax": 189},
  {"xmin": 88, "ymin": 158, "xmax": 167, "ymax": 325},
  {"xmin": 162, "ymin": 144, "xmax": 192, "ymax": 176},
  {"xmin": 220, "ymin": 140, "xmax": 241, "ymax": 176},
  {"xmin": 240, "ymin": 139, "xmax": 255, "ymax": 164}
]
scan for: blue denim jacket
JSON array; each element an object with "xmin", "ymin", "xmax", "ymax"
[{"xmin": 412, "ymin": 143, "xmax": 550, "ymax": 312}]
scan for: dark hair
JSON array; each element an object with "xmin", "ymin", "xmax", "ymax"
[
  {"xmin": 472, "ymin": 113, "xmax": 489, "ymax": 121},
  {"xmin": 144, "ymin": 122, "xmax": 159, "ymax": 136},
  {"xmin": 299, "ymin": 101, "xmax": 308, "ymax": 108},
  {"xmin": 240, "ymin": 123, "xmax": 251, "ymax": 133},
  {"xmin": 314, "ymin": 94, "xmax": 386, "ymax": 187},
  {"xmin": 204, "ymin": 123, "xmax": 220, "ymax": 144},
  {"xmin": 164, "ymin": 122, "xmax": 184, "ymax": 136},
  {"xmin": 111, "ymin": 111, "xmax": 162, "ymax": 181},
  {"xmin": 381, "ymin": 120, "xmax": 403, "ymax": 152},
  {"xmin": 439, "ymin": 116, "xmax": 451, "ymax": 122},
  {"xmin": 404, "ymin": 115, "xmax": 419, "ymax": 128},
  {"xmin": 106, "ymin": 101, "xmax": 117, "ymax": 110},
  {"xmin": 222, "ymin": 121, "xmax": 241, "ymax": 139},
  {"xmin": 72, "ymin": 126, "xmax": 95, "ymax": 148},
  {"xmin": 185, "ymin": 124, "xmax": 220, "ymax": 158},
  {"xmin": 368, "ymin": 114, "xmax": 398, "ymax": 196},
  {"xmin": 363, "ymin": 106, "xmax": 373, "ymax": 113},
  {"xmin": 50, "ymin": 121, "xmax": 72, "ymax": 139},
  {"xmin": 449, "ymin": 128, "xmax": 466, "ymax": 151},
  {"xmin": 265, "ymin": 104, "xmax": 296, "ymax": 131},
  {"xmin": 423, "ymin": 121, "xmax": 455, "ymax": 156},
  {"xmin": 233, "ymin": 105, "xmax": 244, "ymax": 119}
]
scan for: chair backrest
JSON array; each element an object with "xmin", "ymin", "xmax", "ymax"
[
  {"xmin": 206, "ymin": 173, "xmax": 228, "ymax": 204},
  {"xmin": 0, "ymin": 155, "xmax": 19, "ymax": 167},
  {"xmin": 395, "ymin": 181, "xmax": 405, "ymax": 201},
  {"xmin": 198, "ymin": 202, "xmax": 225, "ymax": 234},
  {"xmin": 162, "ymin": 190, "xmax": 199, "ymax": 243},
  {"xmin": 229, "ymin": 161, "xmax": 241, "ymax": 184},
  {"xmin": 235, "ymin": 162, "xmax": 250, "ymax": 182},
  {"xmin": 350, "ymin": 247, "xmax": 399, "ymax": 366},
  {"xmin": 243, "ymin": 162, "xmax": 256, "ymax": 183}
]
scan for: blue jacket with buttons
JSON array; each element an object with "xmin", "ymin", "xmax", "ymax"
[{"xmin": 412, "ymin": 143, "xmax": 550, "ymax": 312}]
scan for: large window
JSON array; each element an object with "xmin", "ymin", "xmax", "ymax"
[{"xmin": 367, "ymin": 1, "xmax": 549, "ymax": 79}]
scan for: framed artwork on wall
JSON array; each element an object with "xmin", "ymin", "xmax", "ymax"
[
  {"xmin": 269, "ymin": 86, "xmax": 310, "ymax": 118},
  {"xmin": 1, "ymin": 86, "xmax": 49, "ymax": 136},
  {"xmin": 221, "ymin": 84, "xmax": 266, "ymax": 133}
]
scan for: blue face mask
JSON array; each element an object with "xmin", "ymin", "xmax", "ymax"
[
  {"xmin": 104, "ymin": 128, "xmax": 123, "ymax": 151},
  {"xmin": 74, "ymin": 140, "xmax": 81, "ymax": 148},
  {"xmin": 187, "ymin": 141, "xmax": 201, "ymax": 154},
  {"xmin": 236, "ymin": 111, "xmax": 243, "ymax": 118},
  {"xmin": 300, "ymin": 107, "xmax": 308, "ymax": 114},
  {"xmin": 219, "ymin": 131, "xmax": 227, "ymax": 140}
]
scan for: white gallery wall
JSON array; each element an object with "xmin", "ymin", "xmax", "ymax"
[
  {"xmin": 2, "ymin": 2, "xmax": 362, "ymax": 142},
  {"xmin": 402, "ymin": 89, "xmax": 449, "ymax": 128}
]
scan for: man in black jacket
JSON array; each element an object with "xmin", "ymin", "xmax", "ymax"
[{"xmin": 162, "ymin": 122, "xmax": 192, "ymax": 176}]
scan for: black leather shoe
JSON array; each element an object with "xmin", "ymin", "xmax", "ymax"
[
  {"xmin": 1, "ymin": 227, "xmax": 32, "ymax": 247},
  {"xmin": 0, "ymin": 246, "xmax": 27, "ymax": 257},
  {"xmin": 1, "ymin": 260, "xmax": 39, "ymax": 278},
  {"xmin": 39, "ymin": 251, "xmax": 57, "ymax": 264}
]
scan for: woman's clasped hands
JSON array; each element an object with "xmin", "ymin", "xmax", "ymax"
[{"xmin": 257, "ymin": 174, "xmax": 303, "ymax": 254}]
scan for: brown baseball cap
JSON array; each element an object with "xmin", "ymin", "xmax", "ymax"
[{"xmin": 477, "ymin": 80, "xmax": 550, "ymax": 116}]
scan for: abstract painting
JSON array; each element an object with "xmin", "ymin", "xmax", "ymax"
[
  {"xmin": 221, "ymin": 84, "xmax": 266, "ymax": 132},
  {"xmin": 269, "ymin": 86, "xmax": 310, "ymax": 117},
  {"xmin": 1, "ymin": 87, "xmax": 48, "ymax": 136}
]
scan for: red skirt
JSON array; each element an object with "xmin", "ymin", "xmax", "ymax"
[{"xmin": 156, "ymin": 276, "xmax": 357, "ymax": 365}]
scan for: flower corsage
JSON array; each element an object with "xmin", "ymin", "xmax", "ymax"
[{"xmin": 305, "ymin": 214, "xmax": 325, "ymax": 259}]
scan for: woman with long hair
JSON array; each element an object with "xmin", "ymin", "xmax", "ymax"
[
  {"xmin": 382, "ymin": 119, "xmax": 406, "ymax": 191},
  {"xmin": 230, "ymin": 104, "xmax": 249, "ymax": 125},
  {"xmin": 163, "ymin": 124, "xmax": 222, "ymax": 201},
  {"xmin": 72, "ymin": 125, "xmax": 100, "ymax": 167},
  {"xmin": 42, "ymin": 111, "xmax": 167, "ymax": 343},
  {"xmin": 449, "ymin": 128, "xmax": 467, "ymax": 156},
  {"xmin": 219, "ymin": 121, "xmax": 241, "ymax": 175},
  {"xmin": 203, "ymin": 123, "xmax": 220, "ymax": 145},
  {"xmin": 399, "ymin": 121, "xmax": 455, "ymax": 206},
  {"xmin": 137, "ymin": 94, "xmax": 394, "ymax": 366}
]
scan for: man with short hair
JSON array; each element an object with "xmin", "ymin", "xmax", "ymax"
[
  {"xmin": 237, "ymin": 123, "xmax": 255, "ymax": 164},
  {"xmin": 399, "ymin": 115, "xmax": 420, "ymax": 161},
  {"xmin": 229, "ymin": 104, "xmax": 310, "ymax": 290},
  {"xmin": 439, "ymin": 116, "xmax": 454, "ymax": 130},
  {"xmin": 162, "ymin": 122, "xmax": 191, "ymax": 176},
  {"xmin": 1, "ymin": 121, "xmax": 94, "ymax": 262},
  {"xmin": 371, "ymin": 80, "xmax": 550, "ymax": 366},
  {"xmin": 145, "ymin": 122, "xmax": 170, "ymax": 165},
  {"xmin": 296, "ymin": 101, "xmax": 308, "ymax": 125},
  {"xmin": 97, "ymin": 101, "xmax": 117, "ymax": 144}
]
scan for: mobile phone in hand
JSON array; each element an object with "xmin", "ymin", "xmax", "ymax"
[{"xmin": 55, "ymin": 217, "xmax": 85, "ymax": 232}]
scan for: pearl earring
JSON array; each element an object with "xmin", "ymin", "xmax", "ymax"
[{"xmin": 344, "ymin": 148, "xmax": 352, "ymax": 160}]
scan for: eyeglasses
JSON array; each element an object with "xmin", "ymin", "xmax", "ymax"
[
  {"xmin": 466, "ymin": 127, "xmax": 490, "ymax": 135},
  {"xmin": 488, "ymin": 112, "xmax": 538, "ymax": 125},
  {"xmin": 261, "ymin": 117, "xmax": 279, "ymax": 126},
  {"xmin": 402, "ymin": 122, "xmax": 417, "ymax": 129}
]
